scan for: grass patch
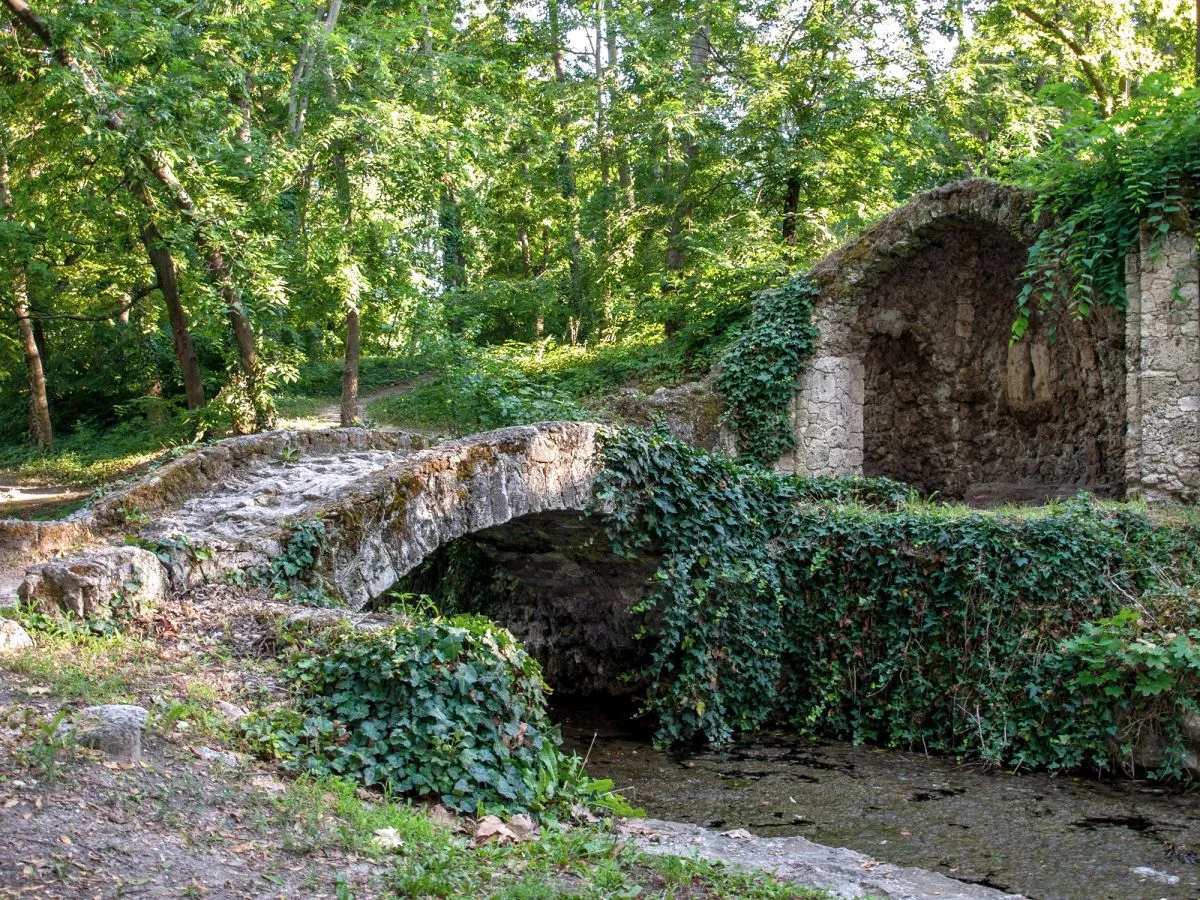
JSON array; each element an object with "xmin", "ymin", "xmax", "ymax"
[
  {"xmin": 0, "ymin": 631, "xmax": 148, "ymax": 705},
  {"xmin": 273, "ymin": 777, "xmax": 828, "ymax": 899}
]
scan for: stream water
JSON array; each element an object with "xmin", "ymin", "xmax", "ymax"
[{"xmin": 557, "ymin": 708, "xmax": 1200, "ymax": 900}]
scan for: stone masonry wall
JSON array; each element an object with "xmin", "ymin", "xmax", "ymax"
[{"xmin": 1125, "ymin": 226, "xmax": 1200, "ymax": 503}]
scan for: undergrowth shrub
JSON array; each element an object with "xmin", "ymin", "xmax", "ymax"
[
  {"xmin": 596, "ymin": 427, "xmax": 1200, "ymax": 779},
  {"xmin": 242, "ymin": 616, "xmax": 621, "ymax": 815}
]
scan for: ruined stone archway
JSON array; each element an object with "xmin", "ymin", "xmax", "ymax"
[{"xmin": 782, "ymin": 179, "xmax": 1127, "ymax": 503}]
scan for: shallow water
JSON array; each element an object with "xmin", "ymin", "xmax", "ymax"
[{"xmin": 558, "ymin": 710, "xmax": 1200, "ymax": 899}]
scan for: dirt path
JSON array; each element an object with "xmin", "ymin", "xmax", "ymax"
[
  {"xmin": 280, "ymin": 381, "xmax": 424, "ymax": 432},
  {"xmin": 0, "ymin": 481, "xmax": 89, "ymax": 521}
]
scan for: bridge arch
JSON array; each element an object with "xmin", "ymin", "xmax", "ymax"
[{"xmin": 316, "ymin": 422, "xmax": 603, "ymax": 608}]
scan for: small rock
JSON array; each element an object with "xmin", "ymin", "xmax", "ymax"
[
  {"xmin": 57, "ymin": 704, "xmax": 149, "ymax": 764},
  {"xmin": 1131, "ymin": 866, "xmax": 1180, "ymax": 885},
  {"xmin": 250, "ymin": 775, "xmax": 288, "ymax": 795},
  {"xmin": 192, "ymin": 745, "xmax": 238, "ymax": 767},
  {"xmin": 215, "ymin": 700, "xmax": 249, "ymax": 723},
  {"xmin": 0, "ymin": 619, "xmax": 33, "ymax": 653},
  {"xmin": 721, "ymin": 828, "xmax": 754, "ymax": 840}
]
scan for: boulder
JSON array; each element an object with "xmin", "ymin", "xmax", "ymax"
[
  {"xmin": 611, "ymin": 379, "xmax": 733, "ymax": 453},
  {"xmin": 57, "ymin": 704, "xmax": 149, "ymax": 764},
  {"xmin": 0, "ymin": 618, "xmax": 33, "ymax": 653},
  {"xmin": 18, "ymin": 546, "xmax": 167, "ymax": 620}
]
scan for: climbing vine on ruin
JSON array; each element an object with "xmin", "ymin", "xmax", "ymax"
[
  {"xmin": 596, "ymin": 427, "xmax": 1200, "ymax": 779},
  {"xmin": 1013, "ymin": 88, "xmax": 1200, "ymax": 339},
  {"xmin": 715, "ymin": 277, "xmax": 819, "ymax": 464}
]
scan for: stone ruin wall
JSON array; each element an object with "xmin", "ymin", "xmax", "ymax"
[
  {"xmin": 780, "ymin": 179, "xmax": 1199, "ymax": 505},
  {"xmin": 1126, "ymin": 225, "xmax": 1200, "ymax": 503}
]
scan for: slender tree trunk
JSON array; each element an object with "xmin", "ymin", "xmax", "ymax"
[
  {"xmin": 1195, "ymin": 0, "xmax": 1199, "ymax": 85},
  {"xmin": 3, "ymin": 0, "xmax": 272, "ymax": 429},
  {"xmin": 14, "ymin": 279, "xmax": 52, "ymax": 450},
  {"xmin": 136, "ymin": 194, "xmax": 205, "ymax": 410},
  {"xmin": 606, "ymin": 1, "xmax": 634, "ymax": 208},
  {"xmin": 439, "ymin": 180, "xmax": 467, "ymax": 289},
  {"xmin": 330, "ymin": 148, "xmax": 362, "ymax": 428},
  {"xmin": 663, "ymin": 21, "xmax": 710, "ymax": 336},
  {"xmin": 781, "ymin": 172, "xmax": 801, "ymax": 247},
  {"xmin": 289, "ymin": 0, "xmax": 343, "ymax": 140},
  {"xmin": 340, "ymin": 303, "xmax": 361, "ymax": 426},
  {"xmin": 1, "ymin": 132, "xmax": 52, "ymax": 449},
  {"xmin": 549, "ymin": 0, "xmax": 587, "ymax": 343},
  {"xmin": 234, "ymin": 72, "xmax": 252, "ymax": 149}
]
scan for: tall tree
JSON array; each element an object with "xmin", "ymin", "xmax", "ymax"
[
  {"xmin": 1, "ymin": 0, "xmax": 272, "ymax": 431},
  {"xmin": 0, "ymin": 140, "xmax": 52, "ymax": 449}
]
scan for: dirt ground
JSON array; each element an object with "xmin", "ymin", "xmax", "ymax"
[{"xmin": 0, "ymin": 587, "xmax": 391, "ymax": 900}]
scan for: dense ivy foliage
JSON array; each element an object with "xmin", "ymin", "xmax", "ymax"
[
  {"xmin": 1012, "ymin": 88, "xmax": 1200, "ymax": 337},
  {"xmin": 715, "ymin": 278, "xmax": 819, "ymax": 464},
  {"xmin": 596, "ymin": 427, "xmax": 1200, "ymax": 778},
  {"xmin": 242, "ymin": 617, "xmax": 614, "ymax": 814}
]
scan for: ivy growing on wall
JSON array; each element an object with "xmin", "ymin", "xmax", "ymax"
[
  {"xmin": 715, "ymin": 277, "xmax": 819, "ymax": 464},
  {"xmin": 596, "ymin": 427, "xmax": 1200, "ymax": 779},
  {"xmin": 1012, "ymin": 87, "xmax": 1200, "ymax": 339}
]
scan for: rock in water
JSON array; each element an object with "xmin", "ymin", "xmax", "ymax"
[
  {"xmin": 19, "ymin": 547, "xmax": 167, "ymax": 619},
  {"xmin": 57, "ymin": 704, "xmax": 150, "ymax": 764},
  {"xmin": 0, "ymin": 618, "xmax": 32, "ymax": 653}
]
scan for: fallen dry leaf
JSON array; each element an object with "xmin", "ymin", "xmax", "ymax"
[
  {"xmin": 506, "ymin": 813, "xmax": 538, "ymax": 841},
  {"xmin": 426, "ymin": 804, "xmax": 462, "ymax": 831},
  {"xmin": 473, "ymin": 815, "xmax": 521, "ymax": 846}
]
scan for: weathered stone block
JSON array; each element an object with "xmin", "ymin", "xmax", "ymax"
[
  {"xmin": 57, "ymin": 704, "xmax": 149, "ymax": 764},
  {"xmin": 19, "ymin": 546, "xmax": 167, "ymax": 619}
]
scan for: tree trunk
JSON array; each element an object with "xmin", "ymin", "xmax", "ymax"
[
  {"xmin": 606, "ymin": 0, "xmax": 633, "ymax": 209},
  {"xmin": 14, "ymin": 279, "xmax": 53, "ymax": 451},
  {"xmin": 138, "ymin": 201, "xmax": 205, "ymax": 410},
  {"xmin": 548, "ymin": 0, "xmax": 587, "ymax": 343},
  {"xmin": 340, "ymin": 304, "xmax": 361, "ymax": 426},
  {"xmin": 439, "ymin": 181, "xmax": 467, "ymax": 289},
  {"xmin": 781, "ymin": 172, "xmax": 801, "ymax": 247},
  {"xmin": 1, "ymin": 128, "xmax": 52, "ymax": 449},
  {"xmin": 663, "ymin": 21, "xmax": 710, "ymax": 336},
  {"xmin": 3, "ymin": 0, "xmax": 272, "ymax": 429}
]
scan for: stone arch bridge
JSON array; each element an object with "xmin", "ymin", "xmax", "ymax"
[
  {"xmin": 3, "ymin": 422, "xmax": 653, "ymax": 692},
  {"xmin": 4, "ymin": 423, "xmax": 604, "ymax": 607}
]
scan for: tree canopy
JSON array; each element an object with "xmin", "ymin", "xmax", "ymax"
[{"xmin": 1, "ymin": 0, "xmax": 1197, "ymax": 451}]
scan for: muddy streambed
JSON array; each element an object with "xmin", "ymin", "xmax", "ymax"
[{"xmin": 558, "ymin": 710, "xmax": 1200, "ymax": 899}]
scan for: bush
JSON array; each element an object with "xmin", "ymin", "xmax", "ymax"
[{"xmin": 243, "ymin": 616, "xmax": 613, "ymax": 814}]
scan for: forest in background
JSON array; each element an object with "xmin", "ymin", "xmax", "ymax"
[{"xmin": 1, "ymin": 0, "xmax": 1198, "ymax": 479}]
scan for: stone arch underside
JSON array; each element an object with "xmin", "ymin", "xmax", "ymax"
[
  {"xmin": 785, "ymin": 179, "xmax": 1127, "ymax": 503},
  {"xmin": 317, "ymin": 423, "xmax": 604, "ymax": 608}
]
